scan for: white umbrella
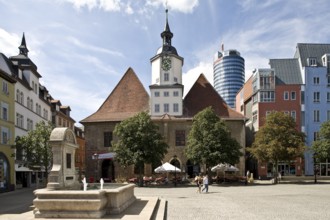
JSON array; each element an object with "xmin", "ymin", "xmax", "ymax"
[
  {"xmin": 154, "ymin": 162, "xmax": 181, "ymax": 173},
  {"xmin": 211, "ymin": 164, "xmax": 239, "ymax": 183},
  {"xmin": 226, "ymin": 165, "xmax": 239, "ymax": 172},
  {"xmin": 211, "ymin": 163, "xmax": 228, "ymax": 172}
]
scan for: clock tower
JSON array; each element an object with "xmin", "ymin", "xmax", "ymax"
[{"xmin": 150, "ymin": 8, "xmax": 184, "ymax": 116}]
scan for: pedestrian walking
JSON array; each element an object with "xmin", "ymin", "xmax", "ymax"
[
  {"xmin": 202, "ymin": 174, "xmax": 209, "ymax": 193},
  {"xmin": 278, "ymin": 171, "xmax": 282, "ymax": 183},
  {"xmin": 195, "ymin": 173, "xmax": 202, "ymax": 193},
  {"xmin": 246, "ymin": 170, "xmax": 250, "ymax": 185}
]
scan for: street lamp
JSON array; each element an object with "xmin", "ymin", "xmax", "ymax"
[
  {"xmin": 173, "ymin": 155, "xmax": 177, "ymax": 187},
  {"xmin": 93, "ymin": 153, "xmax": 99, "ymax": 182}
]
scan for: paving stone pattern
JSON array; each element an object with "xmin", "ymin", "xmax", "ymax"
[{"xmin": 134, "ymin": 183, "xmax": 330, "ymax": 220}]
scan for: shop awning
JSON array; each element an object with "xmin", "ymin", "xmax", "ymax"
[{"xmin": 96, "ymin": 152, "xmax": 116, "ymax": 160}]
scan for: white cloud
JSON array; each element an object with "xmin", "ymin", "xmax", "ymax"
[
  {"xmin": 125, "ymin": 3, "xmax": 134, "ymax": 14},
  {"xmin": 60, "ymin": 0, "xmax": 199, "ymax": 16},
  {"xmin": 61, "ymin": 0, "xmax": 137, "ymax": 14},
  {"xmin": 75, "ymin": 54, "xmax": 118, "ymax": 76},
  {"xmin": 182, "ymin": 61, "xmax": 213, "ymax": 96},
  {"xmin": 44, "ymin": 73, "xmax": 106, "ymax": 121},
  {"xmin": 99, "ymin": 0, "xmax": 121, "ymax": 12},
  {"xmin": 66, "ymin": 36, "xmax": 124, "ymax": 57},
  {"xmin": 65, "ymin": 0, "xmax": 98, "ymax": 10},
  {"xmin": 0, "ymin": 29, "xmax": 20, "ymax": 56},
  {"xmin": 146, "ymin": 0, "xmax": 199, "ymax": 13},
  {"xmin": 238, "ymin": 0, "xmax": 281, "ymax": 11}
]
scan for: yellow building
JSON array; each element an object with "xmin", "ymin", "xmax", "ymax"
[{"xmin": 0, "ymin": 53, "xmax": 17, "ymax": 192}]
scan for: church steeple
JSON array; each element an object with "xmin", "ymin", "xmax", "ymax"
[
  {"xmin": 161, "ymin": 9, "xmax": 173, "ymax": 46},
  {"xmin": 157, "ymin": 8, "xmax": 178, "ymax": 56},
  {"xmin": 18, "ymin": 33, "xmax": 29, "ymax": 56}
]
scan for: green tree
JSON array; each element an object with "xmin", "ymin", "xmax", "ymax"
[
  {"xmin": 185, "ymin": 107, "xmax": 242, "ymax": 172},
  {"xmin": 113, "ymin": 111, "xmax": 168, "ymax": 186},
  {"xmin": 15, "ymin": 121, "xmax": 54, "ymax": 177},
  {"xmin": 249, "ymin": 111, "xmax": 305, "ymax": 183},
  {"xmin": 312, "ymin": 120, "xmax": 330, "ymax": 162}
]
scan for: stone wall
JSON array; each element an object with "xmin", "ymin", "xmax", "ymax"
[{"xmin": 84, "ymin": 117, "xmax": 246, "ymax": 181}]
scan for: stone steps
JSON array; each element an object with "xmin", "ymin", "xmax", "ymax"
[
  {"xmin": 2, "ymin": 196, "xmax": 166, "ymax": 220},
  {"xmin": 152, "ymin": 198, "xmax": 167, "ymax": 220}
]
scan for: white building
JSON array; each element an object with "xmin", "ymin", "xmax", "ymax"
[{"xmin": 9, "ymin": 34, "xmax": 51, "ymax": 188}]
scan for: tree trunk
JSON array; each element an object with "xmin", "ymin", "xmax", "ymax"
[
  {"xmin": 138, "ymin": 164, "xmax": 143, "ymax": 187},
  {"xmin": 274, "ymin": 161, "xmax": 279, "ymax": 184}
]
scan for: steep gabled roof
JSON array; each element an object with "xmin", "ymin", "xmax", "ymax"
[
  {"xmin": 183, "ymin": 74, "xmax": 244, "ymax": 119},
  {"xmin": 294, "ymin": 43, "xmax": 330, "ymax": 67},
  {"xmin": 269, "ymin": 58, "xmax": 302, "ymax": 85},
  {"xmin": 80, "ymin": 67, "xmax": 149, "ymax": 123}
]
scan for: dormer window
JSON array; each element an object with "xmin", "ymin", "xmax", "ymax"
[
  {"xmin": 307, "ymin": 57, "xmax": 317, "ymax": 66},
  {"xmin": 322, "ymin": 54, "xmax": 330, "ymax": 74}
]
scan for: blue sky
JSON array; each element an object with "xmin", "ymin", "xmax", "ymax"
[{"xmin": 1, "ymin": 0, "xmax": 330, "ymax": 126}]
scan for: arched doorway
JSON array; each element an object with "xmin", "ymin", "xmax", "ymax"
[
  {"xmin": 101, "ymin": 159, "xmax": 115, "ymax": 182},
  {"xmin": 170, "ymin": 158, "xmax": 181, "ymax": 169},
  {"xmin": 186, "ymin": 159, "xmax": 200, "ymax": 178},
  {"xmin": 170, "ymin": 157, "xmax": 181, "ymax": 184},
  {"xmin": 0, "ymin": 153, "xmax": 10, "ymax": 191}
]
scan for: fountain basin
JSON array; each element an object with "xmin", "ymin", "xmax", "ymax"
[{"xmin": 33, "ymin": 183, "xmax": 136, "ymax": 218}]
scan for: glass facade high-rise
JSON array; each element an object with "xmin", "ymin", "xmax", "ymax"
[{"xmin": 213, "ymin": 49, "xmax": 245, "ymax": 108}]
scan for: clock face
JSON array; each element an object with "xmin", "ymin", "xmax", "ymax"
[{"xmin": 162, "ymin": 57, "xmax": 172, "ymax": 71}]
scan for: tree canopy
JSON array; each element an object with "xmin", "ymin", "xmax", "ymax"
[
  {"xmin": 15, "ymin": 121, "xmax": 54, "ymax": 176},
  {"xmin": 113, "ymin": 111, "xmax": 168, "ymax": 174},
  {"xmin": 185, "ymin": 107, "xmax": 242, "ymax": 169},
  {"xmin": 312, "ymin": 120, "xmax": 330, "ymax": 162},
  {"xmin": 249, "ymin": 111, "xmax": 305, "ymax": 168}
]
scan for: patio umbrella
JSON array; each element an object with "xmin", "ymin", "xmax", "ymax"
[
  {"xmin": 211, "ymin": 164, "xmax": 239, "ymax": 182},
  {"xmin": 154, "ymin": 162, "xmax": 181, "ymax": 173},
  {"xmin": 211, "ymin": 163, "xmax": 228, "ymax": 183},
  {"xmin": 225, "ymin": 165, "xmax": 239, "ymax": 172},
  {"xmin": 211, "ymin": 163, "xmax": 228, "ymax": 172}
]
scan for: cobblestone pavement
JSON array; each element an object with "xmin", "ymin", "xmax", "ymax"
[{"xmin": 134, "ymin": 183, "xmax": 330, "ymax": 220}]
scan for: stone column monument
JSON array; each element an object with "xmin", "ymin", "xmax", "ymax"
[{"xmin": 47, "ymin": 127, "xmax": 79, "ymax": 189}]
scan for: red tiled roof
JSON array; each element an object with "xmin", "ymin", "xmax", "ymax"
[
  {"xmin": 80, "ymin": 67, "xmax": 150, "ymax": 123},
  {"xmin": 183, "ymin": 74, "xmax": 245, "ymax": 119}
]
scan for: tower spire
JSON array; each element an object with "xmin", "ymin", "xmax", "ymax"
[
  {"xmin": 19, "ymin": 32, "xmax": 29, "ymax": 56},
  {"xmin": 161, "ymin": 7, "xmax": 173, "ymax": 46},
  {"xmin": 165, "ymin": 1, "xmax": 169, "ymax": 31}
]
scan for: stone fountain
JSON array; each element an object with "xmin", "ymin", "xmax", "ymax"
[{"xmin": 33, "ymin": 127, "xmax": 136, "ymax": 218}]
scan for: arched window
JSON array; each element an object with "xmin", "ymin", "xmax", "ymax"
[
  {"xmin": 20, "ymin": 92, "xmax": 24, "ymax": 104},
  {"xmin": 27, "ymin": 97, "xmax": 30, "ymax": 108},
  {"xmin": 16, "ymin": 89, "xmax": 20, "ymax": 102}
]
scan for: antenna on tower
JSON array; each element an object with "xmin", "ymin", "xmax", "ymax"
[{"xmin": 165, "ymin": 0, "xmax": 169, "ymax": 15}]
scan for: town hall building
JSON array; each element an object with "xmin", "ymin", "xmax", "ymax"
[{"xmin": 81, "ymin": 10, "xmax": 246, "ymax": 182}]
